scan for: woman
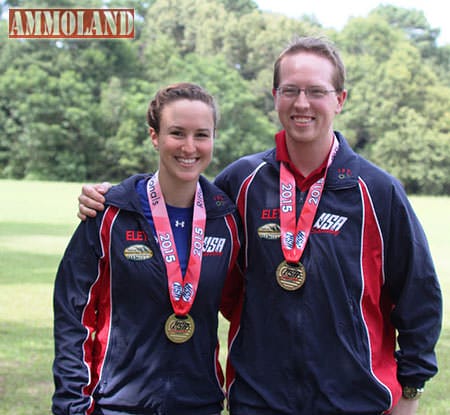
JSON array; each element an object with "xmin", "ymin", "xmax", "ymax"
[{"xmin": 52, "ymin": 83, "xmax": 241, "ymax": 415}]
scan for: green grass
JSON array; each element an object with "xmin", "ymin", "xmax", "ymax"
[
  {"xmin": 0, "ymin": 180, "xmax": 80, "ymax": 414},
  {"xmin": 0, "ymin": 180, "xmax": 448, "ymax": 414}
]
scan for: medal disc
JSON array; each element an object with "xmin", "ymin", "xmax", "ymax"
[
  {"xmin": 165, "ymin": 313, "xmax": 195, "ymax": 343},
  {"xmin": 276, "ymin": 260, "xmax": 306, "ymax": 290}
]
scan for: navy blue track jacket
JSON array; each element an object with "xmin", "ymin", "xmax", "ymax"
[
  {"xmin": 52, "ymin": 174, "xmax": 241, "ymax": 415},
  {"xmin": 216, "ymin": 131, "xmax": 442, "ymax": 415}
]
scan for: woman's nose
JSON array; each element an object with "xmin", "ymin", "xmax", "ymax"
[{"xmin": 181, "ymin": 136, "xmax": 196, "ymax": 152}]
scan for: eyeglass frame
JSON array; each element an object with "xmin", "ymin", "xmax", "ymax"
[{"xmin": 275, "ymin": 85, "xmax": 340, "ymax": 100}]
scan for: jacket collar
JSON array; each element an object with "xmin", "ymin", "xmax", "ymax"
[
  {"xmin": 263, "ymin": 130, "xmax": 360, "ymax": 190},
  {"xmin": 105, "ymin": 173, "xmax": 236, "ymax": 218}
]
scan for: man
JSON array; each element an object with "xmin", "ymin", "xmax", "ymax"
[{"xmin": 78, "ymin": 37, "xmax": 442, "ymax": 415}]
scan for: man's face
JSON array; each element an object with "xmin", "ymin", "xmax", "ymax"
[{"xmin": 274, "ymin": 52, "xmax": 346, "ymax": 146}]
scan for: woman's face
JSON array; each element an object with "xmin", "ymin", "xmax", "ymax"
[{"xmin": 150, "ymin": 99, "xmax": 215, "ymax": 188}]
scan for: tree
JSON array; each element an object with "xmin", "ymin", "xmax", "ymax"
[
  {"xmin": 0, "ymin": 0, "xmax": 449, "ymax": 193},
  {"xmin": 338, "ymin": 17, "xmax": 440, "ymax": 147},
  {"xmin": 369, "ymin": 5, "xmax": 441, "ymax": 58},
  {"xmin": 100, "ymin": 78, "xmax": 156, "ymax": 180},
  {"xmin": 217, "ymin": 0, "xmax": 257, "ymax": 14},
  {"xmin": 370, "ymin": 108, "xmax": 450, "ymax": 195},
  {"xmin": 222, "ymin": 9, "xmax": 322, "ymax": 81}
]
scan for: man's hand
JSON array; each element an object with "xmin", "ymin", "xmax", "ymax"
[
  {"xmin": 390, "ymin": 397, "xmax": 419, "ymax": 415},
  {"xmin": 77, "ymin": 182, "xmax": 112, "ymax": 221}
]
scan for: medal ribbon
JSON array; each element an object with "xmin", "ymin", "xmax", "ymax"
[
  {"xmin": 147, "ymin": 172, "xmax": 206, "ymax": 316},
  {"xmin": 279, "ymin": 136, "xmax": 339, "ymax": 263}
]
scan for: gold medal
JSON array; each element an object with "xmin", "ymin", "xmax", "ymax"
[
  {"xmin": 276, "ymin": 260, "xmax": 306, "ymax": 291},
  {"xmin": 165, "ymin": 313, "xmax": 195, "ymax": 343}
]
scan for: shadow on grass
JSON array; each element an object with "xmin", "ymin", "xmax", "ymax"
[
  {"xmin": 0, "ymin": 250, "xmax": 62, "ymax": 285},
  {"xmin": 0, "ymin": 221, "xmax": 76, "ymax": 237},
  {"xmin": 0, "ymin": 322, "xmax": 54, "ymax": 415},
  {"xmin": 0, "ymin": 221, "xmax": 72, "ymax": 286}
]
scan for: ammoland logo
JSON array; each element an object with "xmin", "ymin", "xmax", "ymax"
[{"xmin": 8, "ymin": 8, "xmax": 135, "ymax": 39}]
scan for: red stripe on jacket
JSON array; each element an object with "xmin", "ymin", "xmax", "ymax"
[
  {"xmin": 81, "ymin": 206, "xmax": 120, "ymax": 414},
  {"xmin": 359, "ymin": 179, "xmax": 400, "ymax": 409},
  {"xmin": 215, "ymin": 213, "xmax": 243, "ymax": 394}
]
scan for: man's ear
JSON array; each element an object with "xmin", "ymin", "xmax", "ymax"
[
  {"xmin": 272, "ymin": 88, "xmax": 279, "ymax": 110},
  {"xmin": 335, "ymin": 90, "xmax": 347, "ymax": 114}
]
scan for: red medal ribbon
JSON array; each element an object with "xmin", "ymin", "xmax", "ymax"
[
  {"xmin": 147, "ymin": 173, "xmax": 206, "ymax": 316},
  {"xmin": 279, "ymin": 136, "xmax": 339, "ymax": 263}
]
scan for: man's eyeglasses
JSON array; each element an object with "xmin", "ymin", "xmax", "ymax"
[{"xmin": 276, "ymin": 86, "xmax": 338, "ymax": 100}]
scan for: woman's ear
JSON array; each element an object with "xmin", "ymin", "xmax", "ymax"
[{"xmin": 149, "ymin": 127, "xmax": 159, "ymax": 150}]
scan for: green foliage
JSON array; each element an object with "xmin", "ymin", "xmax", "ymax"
[
  {"xmin": 369, "ymin": 4, "xmax": 441, "ymax": 58},
  {"xmin": 0, "ymin": 0, "xmax": 449, "ymax": 194},
  {"xmin": 217, "ymin": 0, "xmax": 257, "ymax": 14},
  {"xmin": 369, "ymin": 108, "xmax": 450, "ymax": 194}
]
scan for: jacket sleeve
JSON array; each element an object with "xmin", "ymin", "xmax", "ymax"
[
  {"xmin": 219, "ymin": 220, "xmax": 245, "ymax": 393},
  {"xmin": 219, "ymin": 210, "xmax": 245, "ymax": 321},
  {"xmin": 220, "ymin": 262, "xmax": 244, "ymax": 322},
  {"xmin": 385, "ymin": 184, "xmax": 442, "ymax": 388},
  {"xmin": 52, "ymin": 216, "xmax": 103, "ymax": 415}
]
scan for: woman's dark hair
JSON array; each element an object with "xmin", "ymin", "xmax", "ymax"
[{"xmin": 147, "ymin": 82, "xmax": 219, "ymax": 133}]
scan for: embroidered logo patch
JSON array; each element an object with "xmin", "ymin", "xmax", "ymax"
[
  {"xmin": 257, "ymin": 223, "xmax": 281, "ymax": 240},
  {"xmin": 312, "ymin": 212, "xmax": 348, "ymax": 234},
  {"xmin": 203, "ymin": 236, "xmax": 226, "ymax": 256},
  {"xmin": 124, "ymin": 244, "xmax": 153, "ymax": 261}
]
